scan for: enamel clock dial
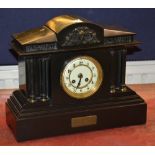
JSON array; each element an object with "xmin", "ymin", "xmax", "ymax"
[{"xmin": 61, "ymin": 56, "xmax": 103, "ymax": 99}]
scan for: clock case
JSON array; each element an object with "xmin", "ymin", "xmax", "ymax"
[{"xmin": 6, "ymin": 15, "xmax": 147, "ymax": 141}]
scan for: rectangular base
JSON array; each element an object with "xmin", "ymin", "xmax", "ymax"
[{"xmin": 6, "ymin": 92, "xmax": 147, "ymax": 141}]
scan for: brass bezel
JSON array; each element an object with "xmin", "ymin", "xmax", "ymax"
[{"xmin": 60, "ymin": 56, "xmax": 103, "ymax": 99}]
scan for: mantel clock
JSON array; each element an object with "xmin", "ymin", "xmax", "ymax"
[{"xmin": 6, "ymin": 15, "xmax": 147, "ymax": 141}]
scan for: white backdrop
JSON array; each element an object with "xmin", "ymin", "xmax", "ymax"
[{"xmin": 0, "ymin": 60, "xmax": 155, "ymax": 89}]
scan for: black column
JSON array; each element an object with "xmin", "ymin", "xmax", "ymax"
[
  {"xmin": 110, "ymin": 50, "xmax": 117, "ymax": 93},
  {"xmin": 26, "ymin": 58, "xmax": 35, "ymax": 102},
  {"xmin": 120, "ymin": 49, "xmax": 127, "ymax": 92},
  {"xmin": 26, "ymin": 57, "xmax": 51, "ymax": 103},
  {"xmin": 40, "ymin": 57, "xmax": 51, "ymax": 101}
]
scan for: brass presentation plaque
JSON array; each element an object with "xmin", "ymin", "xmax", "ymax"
[{"xmin": 71, "ymin": 115, "xmax": 97, "ymax": 128}]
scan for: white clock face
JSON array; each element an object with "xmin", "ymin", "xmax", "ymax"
[{"xmin": 61, "ymin": 56, "xmax": 103, "ymax": 99}]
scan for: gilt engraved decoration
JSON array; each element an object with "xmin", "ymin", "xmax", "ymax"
[{"xmin": 61, "ymin": 26, "xmax": 101, "ymax": 47}]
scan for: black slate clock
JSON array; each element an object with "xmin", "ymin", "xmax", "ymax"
[{"xmin": 6, "ymin": 15, "xmax": 147, "ymax": 141}]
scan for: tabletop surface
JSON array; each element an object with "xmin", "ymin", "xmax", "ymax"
[{"xmin": 0, "ymin": 84, "xmax": 155, "ymax": 146}]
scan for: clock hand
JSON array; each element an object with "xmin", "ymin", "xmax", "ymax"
[
  {"xmin": 77, "ymin": 77, "xmax": 82, "ymax": 88},
  {"xmin": 76, "ymin": 73, "xmax": 83, "ymax": 88}
]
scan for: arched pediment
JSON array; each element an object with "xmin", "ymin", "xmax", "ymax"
[{"xmin": 45, "ymin": 15, "xmax": 104, "ymax": 47}]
